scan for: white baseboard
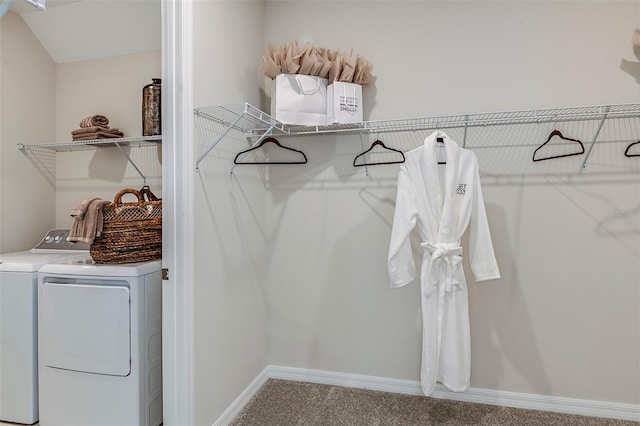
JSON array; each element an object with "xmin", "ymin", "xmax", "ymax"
[
  {"xmin": 268, "ymin": 365, "xmax": 424, "ymax": 396},
  {"xmin": 217, "ymin": 365, "xmax": 640, "ymax": 424},
  {"xmin": 268, "ymin": 365, "xmax": 640, "ymax": 422},
  {"xmin": 213, "ymin": 367, "xmax": 270, "ymax": 426}
]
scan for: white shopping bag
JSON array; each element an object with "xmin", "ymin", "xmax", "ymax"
[
  {"xmin": 327, "ymin": 81, "xmax": 363, "ymax": 124},
  {"xmin": 271, "ymin": 74, "xmax": 328, "ymax": 126}
]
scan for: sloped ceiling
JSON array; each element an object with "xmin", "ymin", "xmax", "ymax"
[
  {"xmin": 12, "ymin": 0, "xmax": 160, "ymax": 63},
  {"xmin": 9, "ymin": 0, "xmax": 78, "ymax": 14}
]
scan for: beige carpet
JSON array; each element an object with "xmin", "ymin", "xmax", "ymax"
[{"xmin": 232, "ymin": 379, "xmax": 638, "ymax": 425}]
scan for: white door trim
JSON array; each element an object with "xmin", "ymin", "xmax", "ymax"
[{"xmin": 161, "ymin": 0, "xmax": 195, "ymax": 425}]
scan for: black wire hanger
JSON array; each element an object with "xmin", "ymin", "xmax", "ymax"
[
  {"xmin": 353, "ymin": 139, "xmax": 405, "ymax": 167},
  {"xmin": 234, "ymin": 136, "xmax": 308, "ymax": 165},
  {"xmin": 624, "ymin": 140, "xmax": 640, "ymax": 157},
  {"xmin": 533, "ymin": 130, "xmax": 585, "ymax": 162}
]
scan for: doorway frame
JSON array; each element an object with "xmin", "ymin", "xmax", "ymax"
[{"xmin": 162, "ymin": 0, "xmax": 195, "ymax": 424}]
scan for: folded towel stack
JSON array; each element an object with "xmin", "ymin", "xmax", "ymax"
[
  {"xmin": 71, "ymin": 115, "xmax": 124, "ymax": 141},
  {"xmin": 67, "ymin": 198, "xmax": 111, "ymax": 244},
  {"xmin": 79, "ymin": 114, "xmax": 109, "ymax": 128},
  {"xmin": 71, "ymin": 126, "xmax": 125, "ymax": 141}
]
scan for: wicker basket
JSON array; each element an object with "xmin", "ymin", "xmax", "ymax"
[{"xmin": 90, "ymin": 187, "xmax": 162, "ymax": 264}]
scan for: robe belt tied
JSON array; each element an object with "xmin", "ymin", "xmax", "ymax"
[{"xmin": 420, "ymin": 242, "xmax": 463, "ymax": 295}]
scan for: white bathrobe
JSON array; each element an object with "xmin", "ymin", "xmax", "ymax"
[{"xmin": 388, "ymin": 130, "xmax": 500, "ymax": 396}]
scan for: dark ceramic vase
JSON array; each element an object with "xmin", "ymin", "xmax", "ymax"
[{"xmin": 142, "ymin": 78, "xmax": 161, "ymax": 136}]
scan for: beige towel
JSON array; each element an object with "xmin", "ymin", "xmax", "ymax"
[
  {"xmin": 80, "ymin": 115, "xmax": 109, "ymax": 128},
  {"xmin": 70, "ymin": 197, "xmax": 100, "ymax": 220},
  {"xmin": 71, "ymin": 126, "xmax": 120, "ymax": 136},
  {"xmin": 72, "ymin": 131, "xmax": 124, "ymax": 141},
  {"xmin": 67, "ymin": 198, "xmax": 110, "ymax": 244}
]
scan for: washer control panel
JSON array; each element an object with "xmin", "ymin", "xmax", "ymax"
[{"xmin": 32, "ymin": 229, "xmax": 90, "ymax": 251}]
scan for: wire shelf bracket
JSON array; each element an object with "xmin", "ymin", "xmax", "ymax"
[{"xmin": 580, "ymin": 106, "xmax": 610, "ymax": 171}]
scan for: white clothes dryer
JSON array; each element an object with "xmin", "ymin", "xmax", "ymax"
[
  {"xmin": 0, "ymin": 229, "xmax": 89, "ymax": 425},
  {"xmin": 37, "ymin": 259, "xmax": 162, "ymax": 426}
]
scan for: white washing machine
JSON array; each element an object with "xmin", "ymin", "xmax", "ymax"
[
  {"xmin": 37, "ymin": 259, "xmax": 162, "ymax": 426},
  {"xmin": 0, "ymin": 229, "xmax": 90, "ymax": 425}
]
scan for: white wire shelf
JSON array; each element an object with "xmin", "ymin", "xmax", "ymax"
[
  {"xmin": 194, "ymin": 102, "xmax": 640, "ymax": 172},
  {"xmin": 195, "ymin": 103, "xmax": 640, "ymax": 136},
  {"xmin": 18, "ymin": 135, "xmax": 162, "ymax": 152},
  {"xmin": 18, "ymin": 135, "xmax": 162, "ymax": 185}
]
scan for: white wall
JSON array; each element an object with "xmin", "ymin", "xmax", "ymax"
[
  {"xmin": 264, "ymin": 1, "xmax": 639, "ymax": 118},
  {"xmin": 261, "ymin": 0, "xmax": 640, "ymax": 406},
  {"xmin": 192, "ymin": 2, "xmax": 269, "ymax": 424},
  {"xmin": 0, "ymin": 11, "xmax": 56, "ymax": 252},
  {"xmin": 54, "ymin": 51, "xmax": 162, "ymax": 227},
  {"xmin": 0, "ymin": 11, "xmax": 161, "ymax": 247}
]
